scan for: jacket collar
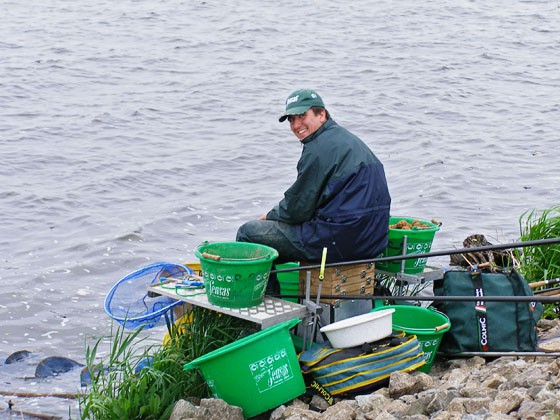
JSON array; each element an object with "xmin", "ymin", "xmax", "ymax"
[{"xmin": 301, "ymin": 118, "xmax": 336, "ymax": 144}]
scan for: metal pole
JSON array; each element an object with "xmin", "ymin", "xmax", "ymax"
[
  {"xmin": 270, "ymin": 237, "xmax": 560, "ymax": 274},
  {"xmin": 278, "ymin": 293, "xmax": 560, "ymax": 303},
  {"xmin": 439, "ymin": 351, "xmax": 560, "ymax": 357}
]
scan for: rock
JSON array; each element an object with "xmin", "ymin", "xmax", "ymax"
[
  {"xmin": 516, "ymin": 399, "xmax": 547, "ymax": 420},
  {"xmin": 169, "ymin": 399, "xmax": 208, "ymax": 420},
  {"xmin": 425, "ymin": 389, "xmax": 460, "ymax": 414},
  {"xmin": 282, "ymin": 405, "xmax": 321, "ymax": 419},
  {"xmin": 34, "ymin": 356, "xmax": 84, "ymax": 378},
  {"xmin": 4, "ymin": 350, "xmax": 33, "ymax": 364},
  {"xmin": 481, "ymin": 372, "xmax": 507, "ymax": 389},
  {"xmin": 199, "ymin": 398, "xmax": 243, "ymax": 420},
  {"xmin": 355, "ymin": 393, "xmax": 390, "ymax": 412},
  {"xmin": 321, "ymin": 399, "xmax": 359, "ymax": 420},
  {"xmin": 388, "ymin": 371, "xmax": 428, "ymax": 398},
  {"xmin": 309, "ymin": 394, "xmax": 331, "ymax": 411},
  {"xmin": 490, "ymin": 389, "xmax": 525, "ymax": 414}
]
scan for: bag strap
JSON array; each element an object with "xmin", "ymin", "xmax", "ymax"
[
  {"xmin": 308, "ymin": 379, "xmax": 335, "ymax": 406},
  {"xmin": 471, "ymin": 271, "xmax": 490, "ymax": 351}
]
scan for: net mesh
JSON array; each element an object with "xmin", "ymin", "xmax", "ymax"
[{"xmin": 104, "ymin": 262, "xmax": 193, "ymax": 330}]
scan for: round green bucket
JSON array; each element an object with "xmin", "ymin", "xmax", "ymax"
[
  {"xmin": 183, "ymin": 318, "xmax": 305, "ymax": 418},
  {"xmin": 276, "ymin": 262, "xmax": 300, "ymax": 303},
  {"xmin": 195, "ymin": 242, "xmax": 279, "ymax": 308},
  {"xmin": 376, "ymin": 216, "xmax": 440, "ymax": 274},
  {"xmin": 372, "ymin": 305, "xmax": 450, "ymax": 372}
]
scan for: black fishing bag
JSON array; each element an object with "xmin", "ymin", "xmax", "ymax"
[
  {"xmin": 298, "ymin": 331, "xmax": 425, "ymax": 402},
  {"xmin": 434, "ymin": 269, "xmax": 543, "ymax": 354}
]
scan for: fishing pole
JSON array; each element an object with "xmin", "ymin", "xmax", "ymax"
[
  {"xmin": 276, "ymin": 293, "xmax": 560, "ymax": 303},
  {"xmin": 271, "ymin": 237, "xmax": 560, "ymax": 273},
  {"xmin": 438, "ymin": 351, "xmax": 560, "ymax": 358}
]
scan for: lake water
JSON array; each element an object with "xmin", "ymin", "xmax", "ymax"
[{"xmin": 1, "ymin": 0, "xmax": 559, "ymax": 417}]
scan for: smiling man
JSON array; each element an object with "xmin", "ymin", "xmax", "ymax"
[{"xmin": 236, "ymin": 89, "xmax": 391, "ymax": 292}]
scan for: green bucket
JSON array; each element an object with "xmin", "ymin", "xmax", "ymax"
[
  {"xmin": 195, "ymin": 242, "xmax": 279, "ymax": 308},
  {"xmin": 376, "ymin": 216, "xmax": 440, "ymax": 274},
  {"xmin": 184, "ymin": 318, "xmax": 305, "ymax": 418},
  {"xmin": 276, "ymin": 262, "xmax": 300, "ymax": 303},
  {"xmin": 372, "ymin": 305, "xmax": 450, "ymax": 373}
]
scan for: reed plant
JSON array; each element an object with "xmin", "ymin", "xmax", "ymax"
[
  {"xmin": 78, "ymin": 306, "xmax": 256, "ymax": 419},
  {"xmin": 516, "ymin": 205, "xmax": 560, "ymax": 282},
  {"xmin": 515, "ymin": 205, "xmax": 560, "ymax": 318}
]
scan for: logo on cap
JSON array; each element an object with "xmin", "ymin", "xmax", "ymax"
[{"xmin": 286, "ymin": 95, "xmax": 299, "ymax": 105}]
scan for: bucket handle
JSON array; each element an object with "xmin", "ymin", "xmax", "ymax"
[
  {"xmin": 393, "ymin": 322, "xmax": 450, "ymax": 333},
  {"xmin": 434, "ymin": 322, "xmax": 450, "ymax": 332},
  {"xmin": 201, "ymin": 252, "xmax": 270, "ymax": 262}
]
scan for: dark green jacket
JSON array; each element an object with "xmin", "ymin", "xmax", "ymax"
[{"xmin": 267, "ymin": 119, "xmax": 391, "ymax": 262}]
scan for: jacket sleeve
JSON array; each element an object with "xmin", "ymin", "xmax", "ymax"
[{"xmin": 266, "ymin": 148, "xmax": 328, "ymax": 224}]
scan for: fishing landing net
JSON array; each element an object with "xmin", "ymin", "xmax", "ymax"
[{"xmin": 104, "ymin": 262, "xmax": 193, "ymax": 330}]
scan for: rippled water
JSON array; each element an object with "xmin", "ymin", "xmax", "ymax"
[{"xmin": 1, "ymin": 0, "xmax": 559, "ymax": 417}]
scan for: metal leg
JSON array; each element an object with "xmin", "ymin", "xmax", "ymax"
[{"xmin": 301, "ymin": 270, "xmax": 322, "ymax": 352}]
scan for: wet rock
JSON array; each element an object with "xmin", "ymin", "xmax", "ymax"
[
  {"xmin": 4, "ymin": 350, "xmax": 33, "ymax": 364},
  {"xmin": 34, "ymin": 356, "xmax": 83, "ymax": 378}
]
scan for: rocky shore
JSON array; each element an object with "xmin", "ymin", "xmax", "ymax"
[{"xmin": 170, "ymin": 319, "xmax": 560, "ymax": 420}]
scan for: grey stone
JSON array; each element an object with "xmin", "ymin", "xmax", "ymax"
[
  {"xmin": 354, "ymin": 393, "xmax": 391, "ymax": 412},
  {"xmin": 169, "ymin": 399, "xmax": 209, "ymax": 420},
  {"xmin": 516, "ymin": 400, "xmax": 547, "ymax": 420},
  {"xmin": 489, "ymin": 390, "xmax": 525, "ymax": 414},
  {"xmin": 425, "ymin": 389, "xmax": 460, "ymax": 414},
  {"xmin": 442, "ymin": 367, "xmax": 469, "ymax": 389},
  {"xmin": 282, "ymin": 406, "xmax": 322, "ymax": 420},
  {"xmin": 199, "ymin": 398, "xmax": 243, "ymax": 420},
  {"xmin": 364, "ymin": 411, "xmax": 397, "ymax": 420},
  {"xmin": 388, "ymin": 370, "xmax": 418, "ymax": 398},
  {"xmin": 309, "ymin": 394, "xmax": 331, "ymax": 411},
  {"xmin": 321, "ymin": 399, "xmax": 359, "ymax": 420}
]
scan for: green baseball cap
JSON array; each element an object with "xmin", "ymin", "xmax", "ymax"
[{"xmin": 279, "ymin": 89, "xmax": 325, "ymax": 122}]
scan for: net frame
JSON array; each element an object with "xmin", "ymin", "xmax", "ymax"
[{"xmin": 104, "ymin": 262, "xmax": 193, "ymax": 329}]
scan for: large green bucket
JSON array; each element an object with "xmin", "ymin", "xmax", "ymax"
[
  {"xmin": 184, "ymin": 318, "xmax": 305, "ymax": 418},
  {"xmin": 195, "ymin": 242, "xmax": 279, "ymax": 308},
  {"xmin": 372, "ymin": 305, "xmax": 450, "ymax": 372},
  {"xmin": 376, "ymin": 216, "xmax": 440, "ymax": 274}
]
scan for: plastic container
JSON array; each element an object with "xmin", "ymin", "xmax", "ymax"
[
  {"xmin": 376, "ymin": 216, "xmax": 441, "ymax": 274},
  {"xmin": 183, "ymin": 318, "xmax": 305, "ymax": 418},
  {"xmin": 276, "ymin": 262, "xmax": 300, "ymax": 303},
  {"xmin": 320, "ymin": 308, "xmax": 395, "ymax": 348},
  {"xmin": 371, "ymin": 305, "xmax": 450, "ymax": 372},
  {"xmin": 195, "ymin": 242, "xmax": 279, "ymax": 308}
]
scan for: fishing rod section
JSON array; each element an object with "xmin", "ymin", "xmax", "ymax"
[
  {"xmin": 270, "ymin": 237, "xmax": 560, "ymax": 274},
  {"xmin": 276, "ymin": 293, "xmax": 560, "ymax": 303}
]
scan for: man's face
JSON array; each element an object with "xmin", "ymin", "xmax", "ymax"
[{"xmin": 288, "ymin": 109, "xmax": 326, "ymax": 141}]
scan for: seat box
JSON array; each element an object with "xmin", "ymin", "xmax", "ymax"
[{"xmin": 298, "ymin": 262, "xmax": 375, "ymax": 304}]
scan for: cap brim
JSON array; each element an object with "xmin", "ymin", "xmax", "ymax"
[{"xmin": 278, "ymin": 105, "xmax": 312, "ymax": 122}]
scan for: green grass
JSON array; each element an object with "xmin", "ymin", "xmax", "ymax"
[
  {"xmin": 78, "ymin": 307, "xmax": 257, "ymax": 420},
  {"xmin": 515, "ymin": 205, "xmax": 560, "ymax": 318},
  {"xmin": 516, "ymin": 205, "xmax": 560, "ymax": 282}
]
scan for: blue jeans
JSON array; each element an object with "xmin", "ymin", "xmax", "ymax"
[{"xmin": 236, "ymin": 220, "xmax": 316, "ymax": 263}]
